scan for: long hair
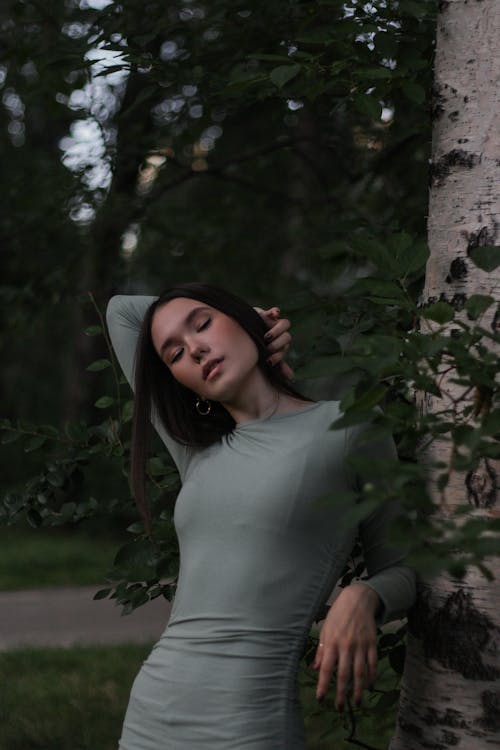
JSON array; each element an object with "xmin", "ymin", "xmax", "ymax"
[{"xmin": 131, "ymin": 282, "xmax": 313, "ymax": 522}]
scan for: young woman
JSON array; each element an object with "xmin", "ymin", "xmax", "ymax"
[{"xmin": 106, "ymin": 282, "xmax": 416, "ymax": 750}]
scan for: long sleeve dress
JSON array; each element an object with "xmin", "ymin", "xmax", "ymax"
[{"xmin": 106, "ymin": 295, "xmax": 417, "ymax": 750}]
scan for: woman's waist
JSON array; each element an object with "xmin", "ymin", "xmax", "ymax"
[{"xmin": 161, "ymin": 614, "xmax": 306, "ymax": 651}]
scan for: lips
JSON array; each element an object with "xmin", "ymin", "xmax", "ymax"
[{"xmin": 202, "ymin": 357, "xmax": 224, "ymax": 380}]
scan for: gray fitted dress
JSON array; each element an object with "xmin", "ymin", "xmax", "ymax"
[{"xmin": 106, "ymin": 295, "xmax": 416, "ymax": 750}]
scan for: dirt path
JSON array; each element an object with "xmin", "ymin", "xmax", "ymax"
[{"xmin": 0, "ymin": 585, "xmax": 172, "ymax": 650}]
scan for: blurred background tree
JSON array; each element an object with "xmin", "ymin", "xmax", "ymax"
[{"xmin": 1, "ymin": 0, "xmax": 434, "ymax": 448}]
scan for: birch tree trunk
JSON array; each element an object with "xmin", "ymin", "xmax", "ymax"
[{"xmin": 390, "ymin": 1, "xmax": 500, "ymax": 748}]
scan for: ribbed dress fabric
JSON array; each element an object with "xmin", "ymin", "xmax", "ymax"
[{"xmin": 106, "ymin": 295, "xmax": 417, "ymax": 750}]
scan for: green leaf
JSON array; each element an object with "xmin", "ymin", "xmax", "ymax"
[
  {"xmin": 353, "ymin": 93, "xmax": 382, "ymax": 120},
  {"xmin": 147, "ymin": 457, "xmax": 168, "ymax": 476},
  {"xmin": 421, "ymin": 301, "xmax": 455, "ymax": 324},
  {"xmin": 93, "ymin": 64, "xmax": 128, "ymax": 78},
  {"xmin": 402, "ymin": 81, "xmax": 426, "ymax": 104},
  {"xmin": 47, "ymin": 471, "xmax": 64, "ymax": 488},
  {"xmin": 41, "ymin": 425, "xmax": 59, "ymax": 438},
  {"xmin": 65, "ymin": 422, "xmax": 89, "ymax": 442},
  {"xmin": 248, "ymin": 53, "xmax": 292, "ymax": 63},
  {"xmin": 399, "ymin": 0, "xmax": 427, "ymax": 17},
  {"xmin": 468, "ymin": 245, "xmax": 500, "ymax": 272},
  {"xmin": 114, "ymin": 540, "xmax": 158, "ymax": 580},
  {"xmin": 94, "ymin": 396, "xmax": 115, "ymax": 409},
  {"xmin": 294, "ymin": 31, "xmax": 332, "ymax": 44},
  {"xmin": 93, "ymin": 588, "xmax": 112, "ymax": 600},
  {"xmin": 1, "ymin": 431, "xmax": 21, "ymax": 445},
  {"xmin": 85, "ymin": 325, "xmax": 103, "ymax": 336},
  {"xmin": 465, "ymin": 294, "xmax": 494, "ymax": 320},
  {"xmin": 27, "ymin": 508, "xmax": 43, "ymax": 528},
  {"xmin": 270, "ymin": 64, "xmax": 302, "ymax": 88},
  {"xmin": 375, "ymin": 689, "xmax": 400, "ymax": 711},
  {"xmin": 126, "ymin": 521, "xmax": 145, "ymax": 534},
  {"xmin": 122, "ymin": 399, "xmax": 134, "ymax": 423},
  {"xmin": 119, "ymin": 85, "xmax": 157, "ymax": 118},
  {"xmin": 295, "ymin": 356, "xmax": 360, "ymax": 380},
  {"xmin": 482, "ymin": 410, "xmax": 500, "ymax": 436},
  {"xmin": 351, "ymin": 384, "xmax": 387, "ymax": 413},
  {"xmin": 24, "ymin": 435, "xmax": 47, "ymax": 452},
  {"xmin": 87, "ymin": 358, "xmax": 112, "ymax": 372},
  {"xmin": 388, "ymin": 644, "xmax": 406, "ymax": 674}
]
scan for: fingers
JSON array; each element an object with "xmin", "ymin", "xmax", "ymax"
[
  {"xmin": 313, "ymin": 641, "xmax": 377, "ymax": 709},
  {"xmin": 316, "ymin": 643, "xmax": 338, "ymax": 701},
  {"xmin": 266, "ymin": 330, "xmax": 291, "ymax": 356},
  {"xmin": 264, "ymin": 319, "xmax": 291, "ymax": 344},
  {"xmin": 312, "ymin": 640, "xmax": 324, "ymax": 671},
  {"xmin": 352, "ymin": 651, "xmax": 366, "ymax": 707},
  {"xmin": 334, "ymin": 650, "xmax": 352, "ymax": 711},
  {"xmin": 366, "ymin": 643, "xmax": 378, "ymax": 687},
  {"xmin": 278, "ymin": 360, "xmax": 295, "ymax": 381},
  {"xmin": 255, "ymin": 306, "xmax": 281, "ymax": 329},
  {"xmin": 261, "ymin": 308, "xmax": 294, "ymax": 379}
]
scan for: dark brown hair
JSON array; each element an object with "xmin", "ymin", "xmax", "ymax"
[{"xmin": 131, "ymin": 282, "xmax": 313, "ymax": 525}]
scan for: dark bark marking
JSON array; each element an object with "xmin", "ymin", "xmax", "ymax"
[
  {"xmin": 465, "ymin": 224, "xmax": 498, "ymax": 258},
  {"xmin": 438, "ymin": 0, "xmax": 450, "ymax": 11},
  {"xmin": 423, "ymin": 292, "xmax": 466, "ymax": 310},
  {"xmin": 466, "ymin": 458, "xmax": 497, "ymax": 508},
  {"xmin": 492, "ymin": 305, "xmax": 500, "ymax": 333},
  {"xmin": 424, "ymin": 707, "xmax": 467, "ymax": 730},
  {"xmin": 398, "ymin": 718, "xmax": 424, "ymax": 739},
  {"xmin": 445, "ymin": 258, "xmax": 468, "ymax": 283},
  {"xmin": 440, "ymin": 730, "xmax": 459, "ymax": 746},
  {"xmin": 457, "ymin": 138, "xmax": 469, "ymax": 143},
  {"xmin": 448, "ymin": 110, "xmax": 459, "ymax": 121},
  {"xmin": 431, "ymin": 81, "xmax": 446, "ymax": 120},
  {"xmin": 475, "ymin": 689, "xmax": 500, "ymax": 732},
  {"xmin": 451, "ymin": 293, "xmax": 466, "ymax": 310},
  {"xmin": 463, "ymin": 96, "xmax": 469, "ymax": 103},
  {"xmin": 408, "ymin": 587, "xmax": 500, "ymax": 680},
  {"xmin": 466, "ymin": 59, "xmax": 476, "ymax": 64},
  {"xmin": 401, "ymin": 709, "xmax": 465, "ymax": 748},
  {"xmin": 430, "ymin": 149, "xmax": 480, "ymax": 188}
]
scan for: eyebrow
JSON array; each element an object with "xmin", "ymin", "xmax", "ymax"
[{"xmin": 159, "ymin": 306, "xmax": 211, "ymax": 357}]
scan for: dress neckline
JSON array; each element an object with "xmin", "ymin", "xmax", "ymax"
[{"xmin": 234, "ymin": 400, "xmax": 325, "ymax": 431}]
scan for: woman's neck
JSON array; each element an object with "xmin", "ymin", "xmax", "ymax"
[{"xmin": 219, "ymin": 370, "xmax": 312, "ymax": 425}]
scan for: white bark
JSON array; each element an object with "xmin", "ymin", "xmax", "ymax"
[{"xmin": 390, "ymin": 1, "xmax": 500, "ymax": 748}]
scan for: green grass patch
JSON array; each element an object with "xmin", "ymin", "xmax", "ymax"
[
  {"xmin": 0, "ymin": 643, "xmax": 150, "ymax": 750},
  {"xmin": 0, "ymin": 527, "xmax": 122, "ymax": 590},
  {"xmin": 0, "ymin": 644, "xmax": 398, "ymax": 750}
]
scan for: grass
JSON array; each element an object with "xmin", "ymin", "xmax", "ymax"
[
  {"xmin": 0, "ymin": 644, "xmax": 398, "ymax": 750},
  {"xmin": 0, "ymin": 526, "xmax": 122, "ymax": 590},
  {"xmin": 0, "ymin": 643, "xmax": 149, "ymax": 750}
]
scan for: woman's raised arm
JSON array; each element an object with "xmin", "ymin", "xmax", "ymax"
[{"xmin": 106, "ymin": 294, "xmax": 194, "ymax": 481}]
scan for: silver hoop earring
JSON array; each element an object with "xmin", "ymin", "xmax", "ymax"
[{"xmin": 195, "ymin": 397, "xmax": 212, "ymax": 416}]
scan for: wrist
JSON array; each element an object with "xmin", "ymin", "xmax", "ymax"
[{"xmin": 345, "ymin": 581, "xmax": 381, "ymax": 616}]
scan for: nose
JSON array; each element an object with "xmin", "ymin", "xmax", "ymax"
[{"xmin": 187, "ymin": 337, "xmax": 209, "ymax": 362}]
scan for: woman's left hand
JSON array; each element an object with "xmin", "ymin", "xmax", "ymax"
[
  {"xmin": 312, "ymin": 582, "xmax": 380, "ymax": 711},
  {"xmin": 254, "ymin": 306, "xmax": 294, "ymax": 381}
]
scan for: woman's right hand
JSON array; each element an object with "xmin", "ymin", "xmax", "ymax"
[{"xmin": 254, "ymin": 306, "xmax": 294, "ymax": 381}]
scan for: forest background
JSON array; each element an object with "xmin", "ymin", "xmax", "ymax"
[{"xmin": 1, "ymin": 1, "xmax": 499, "ymax": 749}]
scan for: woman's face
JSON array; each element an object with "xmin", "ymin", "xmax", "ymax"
[{"xmin": 150, "ymin": 297, "xmax": 260, "ymax": 400}]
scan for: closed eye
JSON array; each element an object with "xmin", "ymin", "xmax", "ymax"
[{"xmin": 171, "ymin": 317, "xmax": 211, "ymax": 364}]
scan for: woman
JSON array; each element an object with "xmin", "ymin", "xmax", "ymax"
[{"xmin": 106, "ymin": 282, "xmax": 416, "ymax": 750}]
